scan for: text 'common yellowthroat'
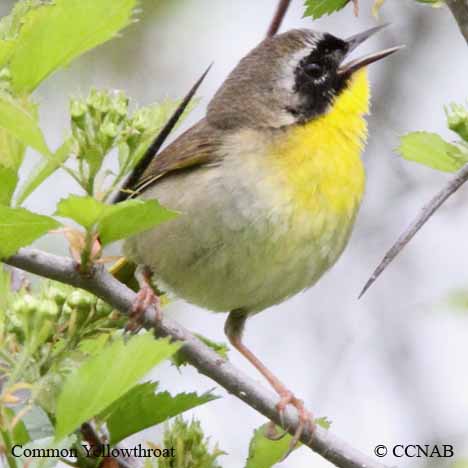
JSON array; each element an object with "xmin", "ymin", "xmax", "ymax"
[{"xmin": 121, "ymin": 26, "xmax": 401, "ymax": 432}]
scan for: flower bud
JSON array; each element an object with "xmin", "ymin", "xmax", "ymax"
[
  {"xmin": 20, "ymin": 294, "xmax": 39, "ymax": 318},
  {"xmin": 87, "ymin": 89, "xmax": 111, "ymax": 114},
  {"xmin": 7, "ymin": 313, "xmax": 25, "ymax": 343},
  {"xmin": 66, "ymin": 290, "xmax": 96, "ymax": 312},
  {"xmin": 446, "ymin": 103, "xmax": 468, "ymax": 143},
  {"xmin": 95, "ymin": 299, "xmax": 113, "ymax": 319},
  {"xmin": 70, "ymin": 98, "xmax": 88, "ymax": 127},
  {"xmin": 99, "ymin": 120, "xmax": 118, "ymax": 145},
  {"xmin": 37, "ymin": 299, "xmax": 59, "ymax": 320},
  {"xmin": 112, "ymin": 91, "xmax": 129, "ymax": 117},
  {"xmin": 131, "ymin": 108, "xmax": 151, "ymax": 132},
  {"xmin": 67, "ymin": 308, "xmax": 87, "ymax": 336},
  {"xmin": 45, "ymin": 286, "xmax": 67, "ymax": 306},
  {"xmin": 65, "ymin": 291, "xmax": 97, "ymax": 334}
]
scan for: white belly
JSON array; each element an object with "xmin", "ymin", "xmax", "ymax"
[{"xmin": 124, "ymin": 155, "xmax": 357, "ymax": 314}]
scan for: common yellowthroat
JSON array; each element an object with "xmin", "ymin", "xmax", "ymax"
[{"xmin": 119, "ymin": 26, "xmax": 401, "ymax": 431}]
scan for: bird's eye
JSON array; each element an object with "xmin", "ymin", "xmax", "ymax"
[{"xmin": 304, "ymin": 62, "xmax": 323, "ymax": 78}]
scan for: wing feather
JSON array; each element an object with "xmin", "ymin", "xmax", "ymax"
[{"xmin": 132, "ymin": 118, "xmax": 223, "ymax": 195}]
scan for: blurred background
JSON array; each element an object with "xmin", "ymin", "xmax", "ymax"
[{"xmin": 1, "ymin": 0, "xmax": 468, "ymax": 466}]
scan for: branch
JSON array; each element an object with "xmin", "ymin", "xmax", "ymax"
[
  {"xmin": 446, "ymin": 0, "xmax": 468, "ymax": 44},
  {"xmin": 5, "ymin": 248, "xmax": 390, "ymax": 468},
  {"xmin": 266, "ymin": 0, "xmax": 292, "ymax": 37},
  {"xmin": 359, "ymin": 1, "xmax": 468, "ymax": 296},
  {"xmin": 360, "ymin": 163, "xmax": 468, "ymax": 298}
]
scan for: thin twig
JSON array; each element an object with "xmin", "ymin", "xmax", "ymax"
[
  {"xmin": 80, "ymin": 422, "xmax": 101, "ymax": 449},
  {"xmin": 359, "ymin": 163, "xmax": 468, "ymax": 298},
  {"xmin": 359, "ymin": 0, "xmax": 468, "ymax": 294},
  {"xmin": 266, "ymin": 0, "xmax": 292, "ymax": 37},
  {"xmin": 445, "ymin": 0, "xmax": 468, "ymax": 44},
  {"xmin": 80, "ymin": 422, "xmax": 134, "ymax": 468},
  {"xmin": 5, "ymin": 248, "xmax": 391, "ymax": 468}
]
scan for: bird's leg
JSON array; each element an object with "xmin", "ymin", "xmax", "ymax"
[
  {"xmin": 224, "ymin": 310, "xmax": 315, "ymax": 449},
  {"xmin": 126, "ymin": 265, "xmax": 161, "ymax": 332}
]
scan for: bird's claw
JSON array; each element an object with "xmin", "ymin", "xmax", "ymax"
[
  {"xmin": 272, "ymin": 390, "xmax": 316, "ymax": 459},
  {"xmin": 125, "ymin": 283, "xmax": 161, "ymax": 333},
  {"xmin": 264, "ymin": 421, "xmax": 289, "ymax": 441}
]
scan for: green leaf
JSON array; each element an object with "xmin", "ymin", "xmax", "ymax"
[
  {"xmin": 55, "ymin": 195, "xmax": 107, "ymax": 229},
  {"xmin": 0, "ymin": 92, "xmax": 50, "ymax": 157},
  {"xmin": 397, "ymin": 132, "xmax": 468, "ymax": 173},
  {"xmin": 315, "ymin": 416, "xmax": 332, "ymax": 429},
  {"xmin": 0, "ymin": 41, "xmax": 14, "ymax": 68},
  {"xmin": 55, "ymin": 195, "xmax": 176, "ymax": 244},
  {"xmin": 9, "ymin": 0, "xmax": 137, "ymax": 93},
  {"xmin": 0, "ymin": 129, "xmax": 26, "ymax": 173},
  {"xmin": 78, "ymin": 333, "xmax": 111, "ymax": 355},
  {"xmin": 245, "ymin": 419, "xmax": 334, "ymax": 468},
  {"xmin": 453, "ymin": 461, "xmax": 468, "ymax": 468},
  {"xmin": 172, "ymin": 334, "xmax": 229, "ymax": 368},
  {"xmin": 4, "ymin": 407, "xmax": 30, "ymax": 445},
  {"xmin": 303, "ymin": 0, "xmax": 349, "ymax": 19},
  {"xmin": 0, "ymin": 1, "xmax": 45, "ymax": 66},
  {"xmin": 0, "ymin": 206, "xmax": 60, "ymax": 258},
  {"xmin": 55, "ymin": 334, "xmax": 181, "ymax": 440},
  {"xmin": 245, "ymin": 424, "xmax": 296, "ymax": 468},
  {"xmin": 102, "ymin": 382, "xmax": 217, "ymax": 444},
  {"xmin": 16, "ymin": 139, "xmax": 72, "ymax": 206},
  {"xmin": 0, "ymin": 1, "xmax": 45, "ymax": 39},
  {"xmin": 195, "ymin": 334, "xmax": 229, "ymax": 359},
  {"xmin": 0, "ymin": 165, "xmax": 18, "ymax": 205},
  {"xmin": 98, "ymin": 199, "xmax": 177, "ymax": 245},
  {"xmin": 0, "ymin": 264, "xmax": 12, "ymax": 311}
]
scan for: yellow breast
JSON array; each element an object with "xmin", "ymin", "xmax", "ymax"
[{"xmin": 268, "ymin": 70, "xmax": 370, "ymax": 220}]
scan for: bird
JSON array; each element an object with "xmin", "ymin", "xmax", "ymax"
[{"xmin": 117, "ymin": 25, "xmax": 401, "ymax": 440}]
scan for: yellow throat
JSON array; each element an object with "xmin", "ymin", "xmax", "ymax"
[{"xmin": 269, "ymin": 69, "xmax": 370, "ymax": 219}]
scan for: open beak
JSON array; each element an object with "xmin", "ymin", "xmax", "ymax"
[{"xmin": 338, "ymin": 24, "xmax": 404, "ymax": 76}]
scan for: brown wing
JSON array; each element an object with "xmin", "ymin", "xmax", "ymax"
[{"xmin": 131, "ymin": 118, "xmax": 224, "ymax": 195}]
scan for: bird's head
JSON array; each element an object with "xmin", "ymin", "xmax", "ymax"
[{"xmin": 208, "ymin": 26, "xmax": 402, "ymax": 129}]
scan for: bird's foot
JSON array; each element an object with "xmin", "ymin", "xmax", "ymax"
[
  {"xmin": 266, "ymin": 389, "xmax": 315, "ymax": 458},
  {"xmin": 125, "ymin": 266, "xmax": 161, "ymax": 332},
  {"xmin": 224, "ymin": 311, "xmax": 315, "ymax": 457}
]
